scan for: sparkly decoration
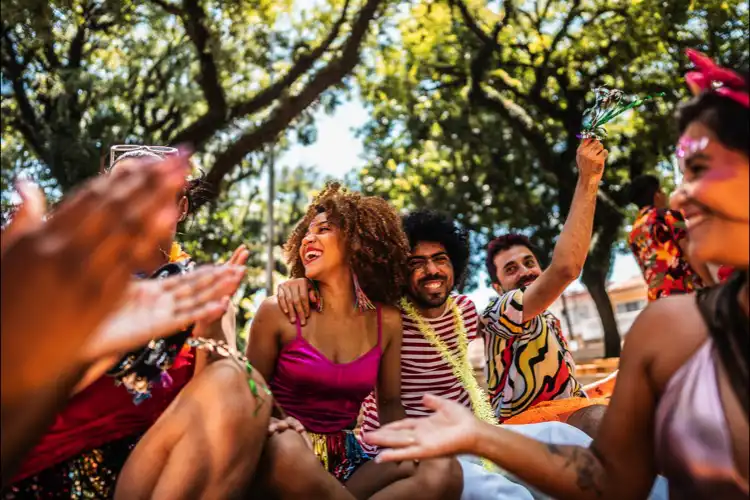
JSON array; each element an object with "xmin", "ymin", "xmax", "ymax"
[
  {"xmin": 676, "ymin": 136, "xmax": 710, "ymax": 159},
  {"xmin": 107, "ymin": 252, "xmax": 195, "ymax": 405},
  {"xmin": 309, "ymin": 279, "xmax": 324, "ymax": 312},
  {"xmin": 399, "ymin": 297, "xmax": 499, "ymax": 472},
  {"xmin": 579, "ymin": 87, "xmax": 665, "ymax": 140},
  {"xmin": 309, "ymin": 430, "xmax": 370, "ymax": 482},
  {"xmin": 2, "ymin": 434, "xmax": 141, "ymax": 498},
  {"xmin": 352, "ymin": 273, "xmax": 376, "ymax": 312},
  {"xmin": 186, "ymin": 337, "xmax": 272, "ymax": 415}
]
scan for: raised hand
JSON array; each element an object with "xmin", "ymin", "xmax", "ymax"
[
  {"xmin": 276, "ymin": 278, "xmax": 318, "ymax": 325},
  {"xmin": 193, "ymin": 244, "xmax": 249, "ymax": 348},
  {"xmin": 576, "ymin": 138, "xmax": 608, "ymax": 179},
  {"xmin": 71, "ymin": 264, "xmax": 245, "ymax": 394},
  {"xmin": 83, "ymin": 264, "xmax": 246, "ymax": 362},
  {"xmin": 1, "ymin": 152, "xmax": 190, "ymax": 404},
  {"xmin": 365, "ymin": 394, "xmax": 480, "ymax": 463}
]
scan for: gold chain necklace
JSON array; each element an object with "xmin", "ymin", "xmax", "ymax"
[{"xmin": 400, "ymin": 296, "xmax": 499, "ymax": 470}]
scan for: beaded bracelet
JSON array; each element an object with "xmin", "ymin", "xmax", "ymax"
[{"xmin": 186, "ymin": 337, "xmax": 273, "ymax": 415}]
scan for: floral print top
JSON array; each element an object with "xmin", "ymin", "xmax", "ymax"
[{"xmin": 628, "ymin": 206, "xmax": 704, "ymax": 301}]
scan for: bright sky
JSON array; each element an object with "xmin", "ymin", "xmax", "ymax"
[{"xmin": 275, "ymin": 98, "xmax": 643, "ymax": 311}]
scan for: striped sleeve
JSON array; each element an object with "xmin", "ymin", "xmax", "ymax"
[
  {"xmin": 482, "ymin": 289, "xmax": 525, "ymax": 339},
  {"xmin": 456, "ymin": 295, "xmax": 479, "ymax": 341}
]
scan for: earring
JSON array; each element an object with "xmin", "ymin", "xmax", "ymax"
[
  {"xmin": 353, "ymin": 273, "xmax": 375, "ymax": 312},
  {"xmin": 309, "ymin": 279, "xmax": 323, "ymax": 313}
]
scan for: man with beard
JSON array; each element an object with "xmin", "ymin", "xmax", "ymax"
[
  {"xmin": 277, "ymin": 209, "xmax": 594, "ymax": 499},
  {"xmin": 483, "ymin": 139, "xmax": 609, "ymax": 423}
]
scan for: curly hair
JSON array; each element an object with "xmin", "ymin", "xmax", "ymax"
[
  {"xmin": 402, "ymin": 209, "xmax": 470, "ymax": 286},
  {"xmin": 284, "ymin": 182, "xmax": 410, "ymax": 306}
]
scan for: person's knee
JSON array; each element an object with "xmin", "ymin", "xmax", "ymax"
[
  {"xmin": 193, "ymin": 360, "xmax": 272, "ymax": 492},
  {"xmin": 415, "ymin": 457, "xmax": 463, "ymax": 499},
  {"xmin": 264, "ymin": 430, "xmax": 328, "ymax": 494},
  {"xmin": 199, "ymin": 360, "xmax": 272, "ymax": 429},
  {"xmin": 565, "ymin": 404, "xmax": 607, "ymax": 438}
]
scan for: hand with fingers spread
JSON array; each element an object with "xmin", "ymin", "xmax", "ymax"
[
  {"xmin": 84, "ymin": 264, "xmax": 246, "ymax": 362},
  {"xmin": 276, "ymin": 278, "xmax": 319, "ymax": 325},
  {"xmin": 268, "ymin": 416, "xmax": 313, "ymax": 450},
  {"xmin": 1, "ymin": 151, "xmax": 191, "ymax": 404},
  {"xmin": 576, "ymin": 138, "xmax": 608, "ymax": 179},
  {"xmin": 365, "ymin": 394, "xmax": 480, "ymax": 463},
  {"xmin": 71, "ymin": 264, "xmax": 246, "ymax": 394}
]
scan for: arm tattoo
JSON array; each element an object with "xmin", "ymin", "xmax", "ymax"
[{"xmin": 546, "ymin": 443, "xmax": 606, "ymax": 497}]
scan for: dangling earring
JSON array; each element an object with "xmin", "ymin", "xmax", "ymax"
[
  {"xmin": 309, "ymin": 279, "xmax": 323, "ymax": 313},
  {"xmin": 353, "ymin": 273, "xmax": 376, "ymax": 312}
]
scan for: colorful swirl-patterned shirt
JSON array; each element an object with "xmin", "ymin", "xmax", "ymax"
[
  {"xmin": 482, "ymin": 289, "xmax": 584, "ymax": 422},
  {"xmin": 628, "ymin": 206, "xmax": 704, "ymax": 302}
]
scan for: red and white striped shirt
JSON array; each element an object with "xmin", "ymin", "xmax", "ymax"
[{"xmin": 359, "ymin": 294, "xmax": 478, "ymax": 454}]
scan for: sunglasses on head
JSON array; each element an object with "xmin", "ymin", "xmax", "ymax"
[{"xmin": 109, "ymin": 144, "xmax": 178, "ymax": 170}]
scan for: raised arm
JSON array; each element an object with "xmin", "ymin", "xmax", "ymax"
[
  {"xmin": 522, "ymin": 139, "xmax": 606, "ymax": 322},
  {"xmin": 376, "ymin": 306, "xmax": 407, "ymax": 425}
]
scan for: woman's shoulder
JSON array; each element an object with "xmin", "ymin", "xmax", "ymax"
[
  {"xmin": 255, "ymin": 296, "xmax": 288, "ymax": 322},
  {"xmin": 379, "ymin": 304, "xmax": 402, "ymax": 322},
  {"xmin": 377, "ymin": 304, "xmax": 403, "ymax": 335},
  {"xmin": 624, "ymin": 293, "xmax": 709, "ymax": 391}
]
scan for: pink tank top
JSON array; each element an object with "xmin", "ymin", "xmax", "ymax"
[{"xmin": 269, "ymin": 306, "xmax": 383, "ymax": 434}]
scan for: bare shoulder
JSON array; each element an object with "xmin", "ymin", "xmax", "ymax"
[
  {"xmin": 622, "ymin": 293, "xmax": 708, "ymax": 392},
  {"xmin": 379, "ymin": 304, "xmax": 404, "ymax": 340},
  {"xmin": 253, "ymin": 296, "xmax": 288, "ymax": 325}
]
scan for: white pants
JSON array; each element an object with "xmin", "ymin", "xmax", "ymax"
[{"xmin": 458, "ymin": 422, "xmax": 669, "ymax": 500}]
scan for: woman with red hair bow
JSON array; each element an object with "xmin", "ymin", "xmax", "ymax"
[{"xmin": 366, "ymin": 50, "xmax": 749, "ymax": 500}]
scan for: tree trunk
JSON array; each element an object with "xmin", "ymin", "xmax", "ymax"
[
  {"xmin": 579, "ymin": 199, "xmax": 626, "ymax": 358},
  {"xmin": 581, "ymin": 267, "xmax": 621, "ymax": 358}
]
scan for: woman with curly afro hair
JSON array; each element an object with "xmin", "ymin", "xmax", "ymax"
[{"xmin": 248, "ymin": 183, "xmax": 460, "ymax": 499}]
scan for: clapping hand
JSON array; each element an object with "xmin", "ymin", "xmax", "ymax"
[{"xmin": 1, "ymin": 152, "xmax": 190, "ymax": 404}]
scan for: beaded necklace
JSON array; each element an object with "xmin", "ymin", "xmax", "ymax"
[{"xmin": 399, "ymin": 296, "xmax": 498, "ymax": 470}]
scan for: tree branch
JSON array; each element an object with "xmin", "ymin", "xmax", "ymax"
[
  {"xmin": 1, "ymin": 27, "xmax": 47, "ymax": 163},
  {"xmin": 170, "ymin": 0, "xmax": 354, "ymax": 148},
  {"xmin": 198, "ymin": 0, "xmax": 385, "ymax": 205},
  {"xmin": 466, "ymin": 25, "xmax": 553, "ymax": 168},
  {"xmin": 150, "ymin": 0, "xmax": 183, "ymax": 17},
  {"xmin": 181, "ymin": 0, "xmax": 227, "ymax": 115},
  {"xmin": 228, "ymin": 0, "xmax": 353, "ymax": 120}
]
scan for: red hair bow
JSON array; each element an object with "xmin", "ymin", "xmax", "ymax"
[{"xmin": 685, "ymin": 49, "xmax": 749, "ymax": 108}]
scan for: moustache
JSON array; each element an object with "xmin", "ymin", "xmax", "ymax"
[
  {"xmin": 682, "ymin": 195, "xmax": 750, "ymax": 224},
  {"xmin": 517, "ymin": 275, "xmax": 537, "ymax": 288}
]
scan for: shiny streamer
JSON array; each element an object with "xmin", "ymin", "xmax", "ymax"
[{"xmin": 579, "ymin": 87, "xmax": 665, "ymax": 140}]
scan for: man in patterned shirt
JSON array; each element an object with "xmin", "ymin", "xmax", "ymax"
[
  {"xmin": 483, "ymin": 139, "xmax": 608, "ymax": 422},
  {"xmin": 277, "ymin": 209, "xmax": 593, "ymax": 499},
  {"xmin": 628, "ymin": 174, "xmax": 710, "ymax": 301}
]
